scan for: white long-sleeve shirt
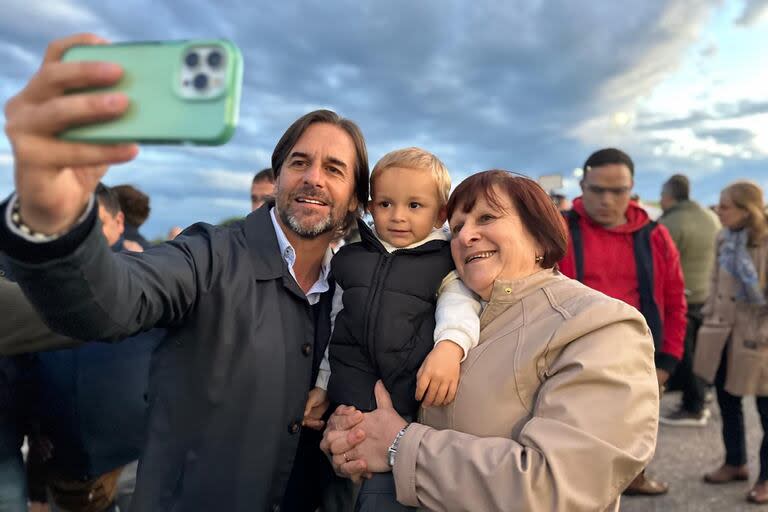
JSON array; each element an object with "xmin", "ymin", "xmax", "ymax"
[{"xmin": 315, "ymin": 227, "xmax": 481, "ymax": 390}]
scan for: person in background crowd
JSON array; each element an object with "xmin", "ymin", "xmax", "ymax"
[
  {"xmin": 630, "ymin": 193, "xmax": 662, "ymax": 220},
  {"xmin": 658, "ymin": 174, "xmax": 720, "ymax": 427},
  {"xmin": 2, "ymin": 249, "xmax": 79, "ymax": 512},
  {"xmin": 0, "ymin": 354, "xmax": 35, "ymax": 512},
  {"xmin": 0, "ymin": 33, "xmax": 368, "ymax": 511},
  {"xmin": 550, "ymin": 192, "xmax": 571, "ymax": 212},
  {"xmin": 322, "ymin": 170, "xmax": 659, "ymax": 511},
  {"xmin": 112, "ymin": 185, "xmax": 151, "ymax": 249},
  {"xmin": 32, "ymin": 183, "xmax": 158, "ymax": 512},
  {"xmin": 559, "ymin": 148, "xmax": 686, "ymax": 496},
  {"xmin": 693, "ymin": 181, "xmax": 768, "ymax": 504},
  {"xmin": 251, "ymin": 167, "xmax": 276, "ymax": 211},
  {"xmin": 166, "ymin": 226, "xmax": 183, "ymax": 240}
]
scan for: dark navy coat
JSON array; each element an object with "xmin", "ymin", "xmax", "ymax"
[{"xmin": 0, "ymin": 201, "xmax": 334, "ymax": 512}]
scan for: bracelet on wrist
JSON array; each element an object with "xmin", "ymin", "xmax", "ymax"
[
  {"xmin": 10, "ymin": 198, "xmax": 64, "ymax": 242},
  {"xmin": 387, "ymin": 423, "xmax": 410, "ymax": 467}
]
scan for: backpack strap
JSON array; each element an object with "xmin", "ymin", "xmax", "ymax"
[
  {"xmin": 633, "ymin": 222, "xmax": 663, "ymax": 349},
  {"xmin": 564, "ymin": 210, "xmax": 584, "ymax": 282}
]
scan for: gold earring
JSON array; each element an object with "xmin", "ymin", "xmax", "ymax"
[{"xmin": 535, "ymin": 255, "xmax": 544, "ymax": 263}]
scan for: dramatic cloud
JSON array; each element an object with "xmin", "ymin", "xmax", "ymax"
[
  {"xmin": 0, "ymin": 0, "xmax": 764, "ymax": 237},
  {"xmin": 736, "ymin": 0, "xmax": 768, "ymax": 25}
]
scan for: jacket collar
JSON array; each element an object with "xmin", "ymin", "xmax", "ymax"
[
  {"xmin": 480, "ymin": 268, "xmax": 565, "ymax": 330},
  {"xmin": 358, "ymin": 218, "xmax": 449, "ymax": 255},
  {"xmin": 661, "ymin": 199, "xmax": 698, "ymax": 217},
  {"xmin": 244, "ymin": 200, "xmax": 289, "ymax": 281}
]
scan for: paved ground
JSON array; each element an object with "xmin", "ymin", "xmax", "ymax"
[{"xmin": 621, "ymin": 390, "xmax": 765, "ymax": 511}]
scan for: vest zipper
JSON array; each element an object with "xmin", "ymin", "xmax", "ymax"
[{"xmin": 361, "ymin": 253, "xmax": 394, "ymax": 399}]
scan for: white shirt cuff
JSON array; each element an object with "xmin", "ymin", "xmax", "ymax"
[
  {"xmin": 315, "ymin": 368, "xmax": 331, "ymax": 390},
  {"xmin": 434, "ymin": 333, "xmax": 472, "ymax": 362}
]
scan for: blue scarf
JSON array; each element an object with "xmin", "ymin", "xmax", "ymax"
[{"xmin": 719, "ymin": 229, "xmax": 766, "ymax": 305}]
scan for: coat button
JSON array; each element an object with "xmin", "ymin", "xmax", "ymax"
[
  {"xmin": 288, "ymin": 421, "xmax": 301, "ymax": 435},
  {"xmin": 301, "ymin": 343, "xmax": 312, "ymax": 356}
]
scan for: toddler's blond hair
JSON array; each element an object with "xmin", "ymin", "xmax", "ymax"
[{"xmin": 370, "ymin": 147, "xmax": 451, "ymax": 206}]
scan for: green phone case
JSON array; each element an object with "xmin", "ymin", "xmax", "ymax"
[{"xmin": 60, "ymin": 40, "xmax": 243, "ymax": 145}]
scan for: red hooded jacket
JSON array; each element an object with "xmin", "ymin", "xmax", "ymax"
[{"xmin": 559, "ymin": 198, "xmax": 686, "ymax": 372}]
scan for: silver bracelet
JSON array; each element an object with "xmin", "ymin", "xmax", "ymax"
[{"xmin": 387, "ymin": 424, "xmax": 410, "ymax": 467}]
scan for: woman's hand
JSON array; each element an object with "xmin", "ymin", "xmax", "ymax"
[
  {"xmin": 321, "ymin": 381, "xmax": 409, "ymax": 478},
  {"xmin": 320, "ymin": 405, "xmax": 370, "ymax": 482}
]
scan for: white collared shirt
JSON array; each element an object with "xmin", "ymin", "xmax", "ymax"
[{"xmin": 269, "ymin": 208, "xmax": 332, "ymax": 305}]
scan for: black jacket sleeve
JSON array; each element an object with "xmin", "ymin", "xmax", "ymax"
[{"xmin": 0, "ymin": 197, "xmax": 215, "ymax": 342}]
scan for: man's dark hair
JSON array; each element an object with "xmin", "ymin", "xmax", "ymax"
[
  {"xmin": 252, "ymin": 168, "xmax": 275, "ymax": 185},
  {"xmin": 663, "ymin": 174, "xmax": 690, "ymax": 202},
  {"xmin": 271, "ymin": 110, "xmax": 369, "ymax": 229},
  {"xmin": 583, "ymin": 148, "xmax": 635, "ymax": 177},
  {"xmin": 95, "ymin": 183, "xmax": 122, "ymax": 216},
  {"xmin": 112, "ymin": 184, "xmax": 150, "ymax": 226}
]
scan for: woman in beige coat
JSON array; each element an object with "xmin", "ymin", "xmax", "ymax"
[
  {"xmin": 322, "ymin": 170, "xmax": 660, "ymax": 511},
  {"xmin": 693, "ymin": 181, "xmax": 768, "ymax": 504}
]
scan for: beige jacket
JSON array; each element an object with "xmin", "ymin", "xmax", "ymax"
[
  {"xmin": 693, "ymin": 232, "xmax": 768, "ymax": 396},
  {"xmin": 393, "ymin": 269, "xmax": 659, "ymax": 512}
]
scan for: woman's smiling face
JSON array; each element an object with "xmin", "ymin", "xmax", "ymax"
[{"xmin": 449, "ymin": 186, "xmax": 542, "ymax": 301}]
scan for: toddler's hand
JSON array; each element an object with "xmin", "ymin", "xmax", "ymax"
[
  {"xmin": 415, "ymin": 341, "xmax": 463, "ymax": 407},
  {"xmin": 303, "ymin": 387, "xmax": 329, "ymax": 430}
]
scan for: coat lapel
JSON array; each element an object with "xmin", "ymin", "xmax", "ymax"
[{"xmin": 244, "ymin": 202, "xmax": 306, "ymax": 301}]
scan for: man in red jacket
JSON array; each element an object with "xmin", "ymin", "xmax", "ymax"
[{"xmin": 559, "ymin": 148, "xmax": 686, "ymax": 496}]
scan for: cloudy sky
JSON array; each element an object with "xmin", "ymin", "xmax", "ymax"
[{"xmin": 0, "ymin": 0, "xmax": 767, "ymax": 237}]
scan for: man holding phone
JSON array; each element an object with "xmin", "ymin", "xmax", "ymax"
[{"xmin": 0, "ymin": 33, "xmax": 370, "ymax": 512}]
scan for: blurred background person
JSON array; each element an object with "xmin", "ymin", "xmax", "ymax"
[
  {"xmin": 694, "ymin": 181, "xmax": 768, "ymax": 504},
  {"xmin": 112, "ymin": 185, "xmax": 151, "ymax": 250},
  {"xmin": 550, "ymin": 192, "xmax": 571, "ymax": 212},
  {"xmin": 27, "ymin": 184, "xmax": 159, "ymax": 512},
  {"xmin": 250, "ymin": 168, "xmax": 275, "ymax": 211},
  {"xmin": 0, "ymin": 354, "xmax": 35, "ymax": 512},
  {"xmin": 658, "ymin": 174, "xmax": 720, "ymax": 427},
  {"xmin": 559, "ymin": 148, "xmax": 686, "ymax": 496},
  {"xmin": 166, "ymin": 226, "xmax": 183, "ymax": 240}
]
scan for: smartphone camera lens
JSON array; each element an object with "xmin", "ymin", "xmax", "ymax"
[
  {"xmin": 193, "ymin": 73, "xmax": 208, "ymax": 90},
  {"xmin": 207, "ymin": 51, "xmax": 222, "ymax": 69},
  {"xmin": 185, "ymin": 52, "xmax": 200, "ymax": 68}
]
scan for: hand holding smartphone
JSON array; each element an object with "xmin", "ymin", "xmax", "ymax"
[
  {"xmin": 60, "ymin": 39, "xmax": 243, "ymax": 145},
  {"xmin": 3, "ymin": 34, "xmax": 244, "ymax": 238}
]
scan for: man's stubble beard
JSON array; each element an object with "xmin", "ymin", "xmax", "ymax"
[{"xmin": 277, "ymin": 187, "xmax": 345, "ymax": 239}]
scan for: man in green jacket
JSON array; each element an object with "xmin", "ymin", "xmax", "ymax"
[{"xmin": 658, "ymin": 174, "xmax": 720, "ymax": 426}]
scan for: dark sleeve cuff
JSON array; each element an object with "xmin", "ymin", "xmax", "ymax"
[
  {"xmin": 0, "ymin": 195, "xmax": 99, "ymax": 264},
  {"xmin": 655, "ymin": 352, "xmax": 680, "ymax": 374}
]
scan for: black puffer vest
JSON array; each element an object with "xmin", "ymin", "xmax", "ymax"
[{"xmin": 327, "ymin": 220, "xmax": 454, "ymax": 417}]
